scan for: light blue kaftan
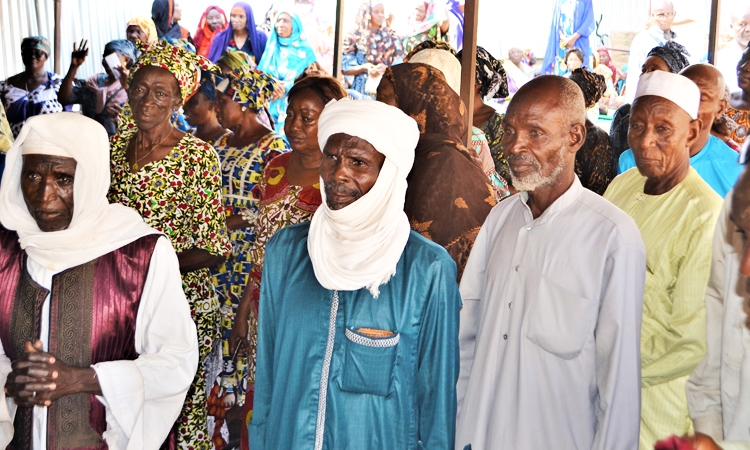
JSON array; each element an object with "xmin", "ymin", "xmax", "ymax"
[{"xmin": 249, "ymin": 223, "xmax": 460, "ymax": 449}]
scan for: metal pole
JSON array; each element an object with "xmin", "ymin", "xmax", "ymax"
[
  {"xmin": 460, "ymin": 0, "xmax": 479, "ymax": 148},
  {"xmin": 54, "ymin": 0, "xmax": 62, "ymax": 73},
  {"xmin": 332, "ymin": 0, "xmax": 345, "ymax": 79},
  {"xmin": 707, "ymin": 0, "xmax": 721, "ymax": 65}
]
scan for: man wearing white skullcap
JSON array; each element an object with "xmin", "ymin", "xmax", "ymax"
[
  {"xmin": 604, "ymin": 70, "xmax": 724, "ymax": 449},
  {"xmin": 249, "ymin": 99, "xmax": 461, "ymax": 449},
  {"xmin": 0, "ymin": 113, "xmax": 198, "ymax": 449}
]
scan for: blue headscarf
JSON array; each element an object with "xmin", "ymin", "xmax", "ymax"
[
  {"xmin": 103, "ymin": 40, "xmax": 137, "ymax": 67},
  {"xmin": 257, "ymin": 11, "xmax": 316, "ymax": 84},
  {"xmin": 208, "ymin": 2, "xmax": 267, "ymax": 64}
]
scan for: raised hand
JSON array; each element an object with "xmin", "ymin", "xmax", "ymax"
[{"xmin": 71, "ymin": 39, "xmax": 89, "ymax": 67}]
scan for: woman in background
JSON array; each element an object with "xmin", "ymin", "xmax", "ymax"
[
  {"xmin": 257, "ymin": 10, "xmax": 318, "ymax": 134},
  {"xmin": 402, "ymin": 0, "xmax": 450, "ymax": 53},
  {"xmin": 126, "ymin": 16, "xmax": 159, "ymax": 45},
  {"xmin": 209, "ymin": 2, "xmax": 268, "ymax": 65},
  {"xmin": 342, "ymin": 1, "xmax": 404, "ymax": 98},
  {"xmin": 59, "ymin": 40, "xmax": 137, "ymax": 136},
  {"xmin": 152, "ymin": 0, "xmax": 190, "ymax": 40},
  {"xmin": 194, "ymin": 6, "xmax": 228, "ymax": 58},
  {"xmin": 0, "ymin": 36, "xmax": 63, "ymax": 138}
]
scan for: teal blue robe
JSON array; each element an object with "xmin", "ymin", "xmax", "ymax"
[{"xmin": 250, "ymin": 223, "xmax": 460, "ymax": 449}]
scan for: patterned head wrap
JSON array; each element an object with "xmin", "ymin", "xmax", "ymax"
[
  {"xmin": 21, "ymin": 36, "xmax": 51, "ymax": 56},
  {"xmin": 217, "ymin": 50, "xmax": 256, "ymax": 72},
  {"xmin": 127, "ymin": 16, "xmax": 159, "ymax": 45},
  {"xmin": 569, "ymin": 67, "xmax": 607, "ymax": 109},
  {"xmin": 215, "ymin": 66, "xmax": 278, "ymax": 112},
  {"xmin": 647, "ymin": 41, "xmax": 690, "ymax": 74},
  {"xmin": 130, "ymin": 41, "xmax": 214, "ymax": 102},
  {"xmin": 457, "ymin": 45, "xmax": 508, "ymax": 99},
  {"xmin": 163, "ymin": 37, "xmax": 197, "ymax": 54},
  {"xmin": 103, "ymin": 40, "xmax": 137, "ymax": 68}
]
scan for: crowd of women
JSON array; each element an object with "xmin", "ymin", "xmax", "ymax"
[{"xmin": 6, "ymin": 0, "xmax": 750, "ymax": 449}]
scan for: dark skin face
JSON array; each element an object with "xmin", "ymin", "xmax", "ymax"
[
  {"xmin": 126, "ymin": 25, "xmax": 148, "ymax": 44},
  {"xmin": 285, "ymin": 89, "xmax": 326, "ymax": 155},
  {"xmin": 206, "ymin": 8, "xmax": 225, "ymax": 31},
  {"xmin": 21, "ymin": 48, "xmax": 48, "ymax": 73},
  {"xmin": 642, "ymin": 55, "xmax": 671, "ymax": 74},
  {"xmin": 738, "ymin": 49, "xmax": 750, "ymax": 93},
  {"xmin": 370, "ymin": 4, "xmax": 386, "ymax": 28},
  {"xmin": 183, "ymin": 90, "xmax": 215, "ymax": 128},
  {"xmin": 230, "ymin": 6, "xmax": 248, "ymax": 31},
  {"xmin": 128, "ymin": 65, "xmax": 182, "ymax": 131},
  {"xmin": 509, "ymin": 47, "xmax": 523, "ymax": 65},
  {"xmin": 629, "ymin": 95, "xmax": 701, "ymax": 195},
  {"xmin": 20, "ymin": 155, "xmax": 76, "ymax": 232},
  {"xmin": 682, "ymin": 65, "xmax": 727, "ymax": 141},
  {"xmin": 320, "ymin": 133, "xmax": 385, "ymax": 210},
  {"xmin": 275, "ymin": 13, "xmax": 293, "ymax": 38},
  {"xmin": 375, "ymin": 76, "xmax": 397, "ymax": 107},
  {"xmin": 215, "ymin": 91, "xmax": 257, "ymax": 131}
]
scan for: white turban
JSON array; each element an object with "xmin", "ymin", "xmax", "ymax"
[
  {"xmin": 634, "ymin": 70, "xmax": 700, "ymax": 120},
  {"xmin": 409, "ymin": 49, "xmax": 462, "ymax": 95},
  {"xmin": 308, "ymin": 99, "xmax": 420, "ymax": 297},
  {"xmin": 0, "ymin": 113, "xmax": 156, "ymax": 271}
]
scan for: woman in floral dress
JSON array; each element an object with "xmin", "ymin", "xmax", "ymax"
[
  {"xmin": 206, "ymin": 66, "xmax": 290, "ymax": 447},
  {"xmin": 107, "ymin": 41, "xmax": 231, "ymax": 449},
  {"xmin": 225, "ymin": 75, "xmax": 347, "ymax": 450}
]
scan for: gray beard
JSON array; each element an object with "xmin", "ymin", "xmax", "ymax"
[{"xmin": 509, "ymin": 146, "xmax": 567, "ymax": 192}]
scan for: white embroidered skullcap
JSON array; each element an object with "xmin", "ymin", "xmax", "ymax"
[
  {"xmin": 634, "ymin": 70, "xmax": 700, "ymax": 120},
  {"xmin": 317, "ymin": 98, "xmax": 419, "ymax": 174},
  {"xmin": 21, "ymin": 127, "xmax": 73, "ymax": 157}
]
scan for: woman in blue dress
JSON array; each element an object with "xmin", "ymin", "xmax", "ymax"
[{"xmin": 541, "ymin": 0, "xmax": 595, "ymax": 75}]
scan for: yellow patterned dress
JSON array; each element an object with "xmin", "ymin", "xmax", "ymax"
[
  {"xmin": 108, "ymin": 129, "xmax": 231, "ymax": 449},
  {"xmin": 209, "ymin": 131, "xmax": 289, "ymax": 414}
]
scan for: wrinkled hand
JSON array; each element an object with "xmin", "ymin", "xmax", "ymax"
[
  {"xmin": 5, "ymin": 340, "xmax": 94, "ymax": 407},
  {"xmin": 71, "ymin": 39, "xmax": 89, "ymax": 67}
]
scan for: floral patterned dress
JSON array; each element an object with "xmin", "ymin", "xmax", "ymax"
[
  {"xmin": 108, "ymin": 129, "xmax": 231, "ymax": 450},
  {"xmin": 726, "ymin": 106, "xmax": 750, "ymax": 145},
  {"xmin": 239, "ymin": 151, "xmax": 322, "ymax": 449},
  {"xmin": 207, "ymin": 131, "xmax": 288, "ymax": 440}
]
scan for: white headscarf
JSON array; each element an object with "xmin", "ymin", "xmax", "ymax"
[
  {"xmin": 0, "ymin": 113, "xmax": 156, "ymax": 271},
  {"xmin": 308, "ymin": 99, "xmax": 420, "ymax": 297},
  {"xmin": 409, "ymin": 48, "xmax": 462, "ymax": 95}
]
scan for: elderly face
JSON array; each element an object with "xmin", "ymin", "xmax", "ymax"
[
  {"xmin": 206, "ymin": 8, "xmax": 225, "ymax": 31},
  {"xmin": 509, "ymin": 48, "xmax": 524, "ymax": 65},
  {"xmin": 275, "ymin": 13, "xmax": 293, "ymax": 38},
  {"xmin": 285, "ymin": 88, "xmax": 325, "ymax": 155},
  {"xmin": 126, "ymin": 25, "xmax": 148, "ymax": 44},
  {"xmin": 731, "ymin": 9, "xmax": 750, "ymax": 46},
  {"xmin": 628, "ymin": 95, "xmax": 698, "ymax": 183},
  {"xmin": 231, "ymin": 6, "xmax": 248, "ymax": 31},
  {"xmin": 320, "ymin": 133, "xmax": 385, "ymax": 210},
  {"xmin": 21, "ymin": 154, "xmax": 76, "ymax": 232},
  {"xmin": 502, "ymin": 92, "xmax": 580, "ymax": 191},
  {"xmin": 652, "ymin": 1, "xmax": 676, "ymax": 32},
  {"xmin": 642, "ymin": 55, "xmax": 671, "ymax": 74},
  {"xmin": 215, "ymin": 91, "xmax": 255, "ymax": 131},
  {"xmin": 128, "ymin": 65, "xmax": 182, "ymax": 131},
  {"xmin": 375, "ymin": 77, "xmax": 397, "ymax": 107},
  {"xmin": 682, "ymin": 65, "xmax": 727, "ymax": 137}
]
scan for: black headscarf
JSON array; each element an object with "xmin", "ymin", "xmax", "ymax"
[
  {"xmin": 569, "ymin": 67, "xmax": 607, "ymax": 109},
  {"xmin": 647, "ymin": 41, "xmax": 690, "ymax": 74},
  {"xmin": 456, "ymin": 45, "xmax": 509, "ymax": 99},
  {"xmin": 152, "ymin": 0, "xmax": 182, "ymax": 39}
]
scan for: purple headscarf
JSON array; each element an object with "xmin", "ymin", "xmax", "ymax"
[{"xmin": 207, "ymin": 2, "xmax": 267, "ymax": 63}]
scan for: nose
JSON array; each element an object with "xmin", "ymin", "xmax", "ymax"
[{"xmin": 34, "ymin": 177, "xmax": 59, "ymax": 207}]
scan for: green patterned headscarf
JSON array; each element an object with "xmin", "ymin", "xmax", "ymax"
[{"xmin": 21, "ymin": 36, "xmax": 52, "ymax": 56}]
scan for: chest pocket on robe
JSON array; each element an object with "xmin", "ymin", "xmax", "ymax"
[
  {"xmin": 338, "ymin": 328, "xmax": 400, "ymax": 396},
  {"xmin": 524, "ymin": 274, "xmax": 598, "ymax": 360}
]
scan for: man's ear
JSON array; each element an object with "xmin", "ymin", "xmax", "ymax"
[
  {"xmin": 569, "ymin": 122, "xmax": 587, "ymax": 154},
  {"xmin": 685, "ymin": 118, "xmax": 703, "ymax": 150}
]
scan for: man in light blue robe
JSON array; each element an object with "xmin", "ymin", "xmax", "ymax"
[
  {"xmin": 249, "ymin": 99, "xmax": 461, "ymax": 450},
  {"xmin": 541, "ymin": 0, "xmax": 595, "ymax": 75}
]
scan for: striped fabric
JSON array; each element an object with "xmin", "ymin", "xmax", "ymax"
[{"xmin": 604, "ymin": 167, "xmax": 723, "ymax": 449}]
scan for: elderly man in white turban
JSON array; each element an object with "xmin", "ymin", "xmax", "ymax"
[
  {"xmin": 604, "ymin": 70, "xmax": 724, "ymax": 449},
  {"xmin": 0, "ymin": 113, "xmax": 198, "ymax": 449},
  {"xmin": 249, "ymin": 99, "xmax": 461, "ymax": 449}
]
